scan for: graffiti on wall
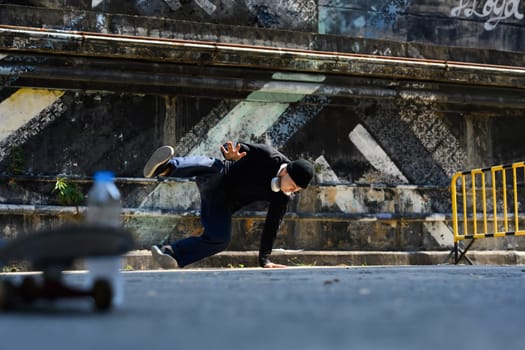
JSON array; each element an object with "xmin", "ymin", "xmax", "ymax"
[
  {"xmin": 0, "ymin": 55, "xmax": 37, "ymax": 90},
  {"xmin": 367, "ymin": 0, "xmax": 410, "ymax": 31},
  {"xmin": 451, "ymin": 0, "xmax": 524, "ymax": 30},
  {"xmin": 91, "ymin": 0, "xmax": 216, "ymax": 14},
  {"xmin": 318, "ymin": 0, "xmax": 524, "ymax": 50},
  {"xmin": 87, "ymin": 0, "xmax": 316, "ymax": 29}
]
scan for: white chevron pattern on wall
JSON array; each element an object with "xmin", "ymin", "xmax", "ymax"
[
  {"xmin": 188, "ymin": 77, "xmax": 325, "ymax": 157},
  {"xmin": 349, "ymin": 123, "xmax": 453, "ymax": 248},
  {"xmin": 0, "ymin": 88, "xmax": 65, "ymax": 162}
]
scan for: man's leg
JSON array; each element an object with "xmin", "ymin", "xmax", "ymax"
[
  {"xmin": 149, "ymin": 161, "xmax": 230, "ymax": 268},
  {"xmin": 168, "ymin": 214, "xmax": 232, "ymax": 267},
  {"xmin": 151, "ymin": 193, "xmax": 231, "ymax": 269},
  {"xmin": 169, "ymin": 174, "xmax": 231, "ymax": 267},
  {"xmin": 152, "ymin": 211, "xmax": 231, "ymax": 269},
  {"xmin": 143, "ymin": 145, "xmax": 223, "ymax": 178},
  {"xmin": 167, "ymin": 156, "xmax": 223, "ymax": 178}
]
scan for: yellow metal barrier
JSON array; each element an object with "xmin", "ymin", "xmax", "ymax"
[{"xmin": 450, "ymin": 161, "xmax": 525, "ymax": 263}]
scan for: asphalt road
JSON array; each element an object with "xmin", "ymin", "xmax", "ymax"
[{"xmin": 1, "ymin": 265, "xmax": 524, "ymax": 350}]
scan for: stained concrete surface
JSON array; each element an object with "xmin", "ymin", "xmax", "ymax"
[{"xmin": 0, "ymin": 265, "xmax": 524, "ymax": 350}]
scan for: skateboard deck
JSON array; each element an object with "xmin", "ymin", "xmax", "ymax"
[{"xmin": 0, "ymin": 224, "xmax": 135, "ymax": 311}]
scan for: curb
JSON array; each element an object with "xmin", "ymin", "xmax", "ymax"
[
  {"xmin": 4, "ymin": 250, "xmax": 524, "ymax": 273},
  {"xmin": 122, "ymin": 250, "xmax": 525, "ymax": 270}
]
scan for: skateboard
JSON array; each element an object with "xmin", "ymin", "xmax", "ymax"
[{"xmin": 0, "ymin": 224, "xmax": 134, "ymax": 311}]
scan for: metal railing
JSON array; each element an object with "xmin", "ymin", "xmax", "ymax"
[{"xmin": 450, "ymin": 162, "xmax": 525, "ymax": 263}]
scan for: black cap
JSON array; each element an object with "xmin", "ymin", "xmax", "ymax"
[{"xmin": 287, "ymin": 159, "xmax": 314, "ymax": 189}]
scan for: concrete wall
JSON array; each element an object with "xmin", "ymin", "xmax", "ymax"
[
  {"xmin": 319, "ymin": 0, "xmax": 525, "ymax": 52},
  {"xmin": 1, "ymin": 1, "xmax": 524, "ymax": 52},
  {"xmin": 0, "ymin": 176, "xmax": 457, "ymax": 250}
]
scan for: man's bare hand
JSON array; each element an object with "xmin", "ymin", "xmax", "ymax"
[
  {"xmin": 221, "ymin": 141, "xmax": 247, "ymax": 161},
  {"xmin": 263, "ymin": 262, "xmax": 287, "ymax": 268}
]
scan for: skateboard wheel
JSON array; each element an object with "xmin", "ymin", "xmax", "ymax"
[
  {"xmin": 0, "ymin": 280, "xmax": 15, "ymax": 310},
  {"xmin": 92, "ymin": 279, "xmax": 112, "ymax": 311}
]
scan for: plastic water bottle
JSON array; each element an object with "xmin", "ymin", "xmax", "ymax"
[
  {"xmin": 85, "ymin": 171, "xmax": 122, "ymax": 227},
  {"xmin": 85, "ymin": 171, "xmax": 124, "ymax": 307}
]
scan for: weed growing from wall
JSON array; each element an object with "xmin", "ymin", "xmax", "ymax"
[
  {"xmin": 8, "ymin": 147, "xmax": 25, "ymax": 175},
  {"xmin": 52, "ymin": 178, "xmax": 85, "ymax": 214}
]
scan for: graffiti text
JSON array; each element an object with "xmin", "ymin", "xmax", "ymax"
[{"xmin": 451, "ymin": 0, "xmax": 524, "ymax": 31}]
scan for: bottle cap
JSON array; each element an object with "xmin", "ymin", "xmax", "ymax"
[{"xmin": 93, "ymin": 171, "xmax": 115, "ymax": 182}]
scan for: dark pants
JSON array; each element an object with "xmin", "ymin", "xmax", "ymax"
[{"xmin": 166, "ymin": 156, "xmax": 232, "ymax": 267}]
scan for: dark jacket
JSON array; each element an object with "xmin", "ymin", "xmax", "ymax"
[{"xmin": 222, "ymin": 142, "xmax": 290, "ymax": 266}]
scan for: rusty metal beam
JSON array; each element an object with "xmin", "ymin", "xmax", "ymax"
[{"xmin": 1, "ymin": 25, "xmax": 524, "ymax": 90}]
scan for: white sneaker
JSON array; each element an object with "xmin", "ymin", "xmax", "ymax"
[{"xmin": 151, "ymin": 245, "xmax": 178, "ymax": 269}]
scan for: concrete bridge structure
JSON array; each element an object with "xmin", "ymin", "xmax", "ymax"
[{"xmin": 0, "ymin": 1, "xmax": 524, "ymax": 267}]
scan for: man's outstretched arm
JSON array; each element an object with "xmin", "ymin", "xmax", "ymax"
[{"xmin": 259, "ymin": 197, "xmax": 288, "ymax": 268}]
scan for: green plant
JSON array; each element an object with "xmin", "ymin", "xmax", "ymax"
[
  {"xmin": 52, "ymin": 178, "xmax": 85, "ymax": 213},
  {"xmin": 287, "ymin": 256, "xmax": 316, "ymax": 267},
  {"xmin": 227, "ymin": 263, "xmax": 245, "ymax": 268}
]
